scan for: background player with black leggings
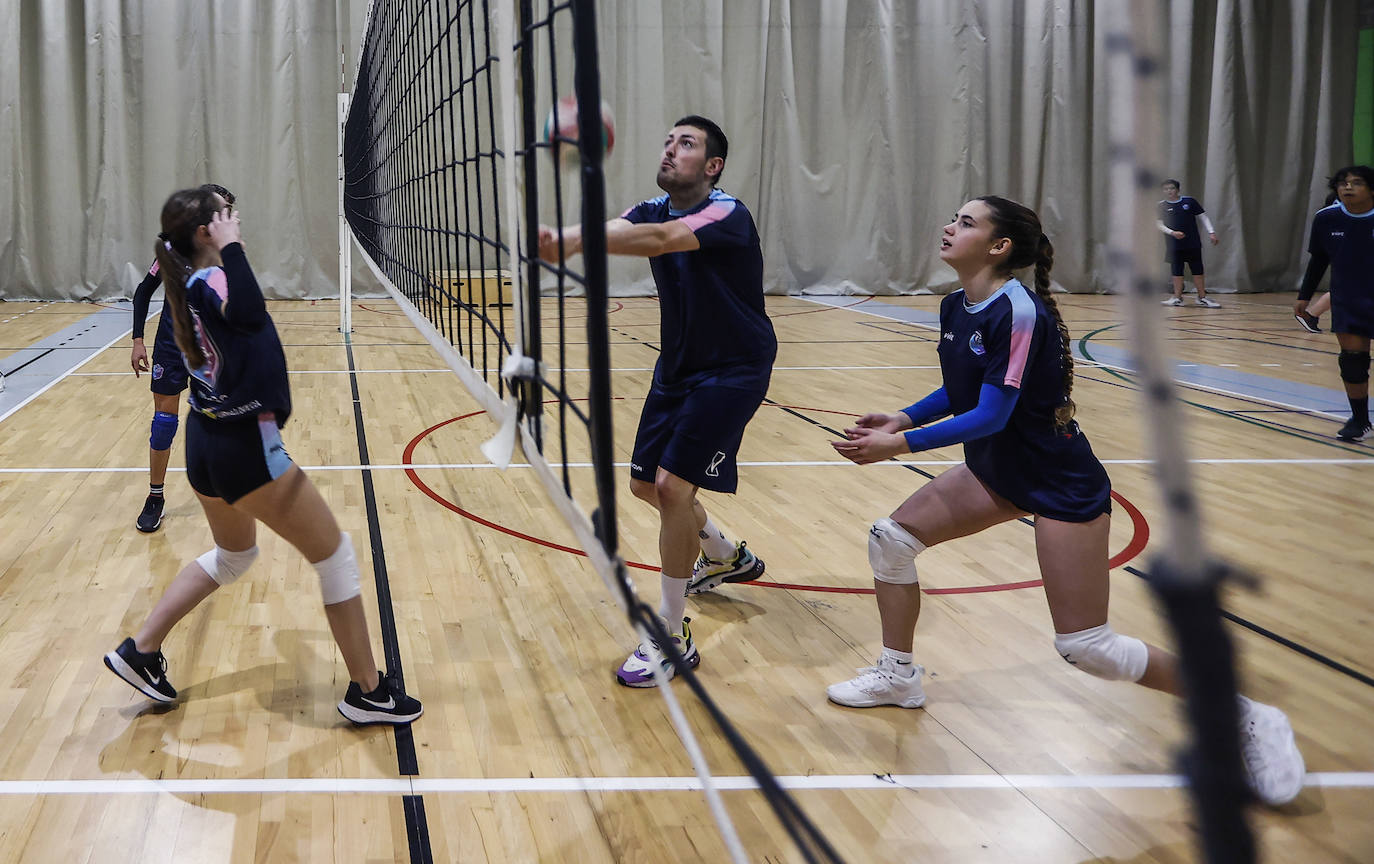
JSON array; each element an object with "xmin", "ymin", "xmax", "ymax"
[
  {"xmin": 104, "ymin": 186, "xmax": 422, "ymax": 725},
  {"xmin": 1158, "ymin": 179, "xmax": 1221, "ymax": 308},
  {"xmin": 1295, "ymin": 165, "xmax": 1374, "ymax": 441}
]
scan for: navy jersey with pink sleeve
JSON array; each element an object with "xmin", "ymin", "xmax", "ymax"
[
  {"xmin": 936, "ymin": 278, "xmax": 1110, "ymax": 522},
  {"xmin": 182, "ymin": 243, "xmax": 292, "ymax": 424},
  {"xmin": 621, "ymin": 188, "xmax": 776, "ymax": 388}
]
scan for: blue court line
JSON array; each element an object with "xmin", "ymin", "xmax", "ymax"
[
  {"xmin": 802, "ymin": 296, "xmax": 1348, "ymax": 417},
  {"xmin": 0, "ymin": 302, "xmax": 153, "ymax": 423}
]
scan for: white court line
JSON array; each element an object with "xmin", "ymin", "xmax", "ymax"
[
  {"xmin": 0, "ymin": 772, "xmax": 1366, "ymax": 796},
  {"xmin": 68, "ymin": 369, "xmax": 453, "ymax": 376},
  {"xmin": 68, "ymin": 365, "xmax": 941, "ymax": 376},
  {"xmin": 3, "ymin": 457, "xmax": 1372, "ymax": 475}
]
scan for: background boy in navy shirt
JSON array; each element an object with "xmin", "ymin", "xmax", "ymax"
[{"xmin": 1158, "ymin": 179, "xmax": 1221, "ymax": 307}]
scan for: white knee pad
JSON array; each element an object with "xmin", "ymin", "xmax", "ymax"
[
  {"xmin": 315, "ymin": 532, "xmax": 362, "ymax": 605},
  {"xmin": 868, "ymin": 517, "xmax": 925, "ymax": 585},
  {"xmin": 196, "ymin": 545, "xmax": 260, "ymax": 587},
  {"xmin": 1054, "ymin": 623, "xmax": 1149, "ymax": 682}
]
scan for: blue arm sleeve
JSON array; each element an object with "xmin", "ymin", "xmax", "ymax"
[
  {"xmin": 902, "ymin": 383, "xmax": 1019, "ymax": 452},
  {"xmin": 220, "ymin": 243, "xmax": 268, "ymax": 329},
  {"xmin": 131, "ymin": 271, "xmax": 160, "ymax": 340},
  {"xmin": 900, "ymin": 387, "xmax": 951, "ymax": 428}
]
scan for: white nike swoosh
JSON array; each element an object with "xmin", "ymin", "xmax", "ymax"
[
  {"xmin": 148, "ymin": 673, "xmax": 162, "ymax": 685},
  {"xmin": 361, "ymin": 695, "xmax": 395, "ymax": 710}
]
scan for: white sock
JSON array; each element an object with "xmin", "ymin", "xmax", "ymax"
[
  {"xmin": 881, "ymin": 646, "xmax": 916, "ymax": 676},
  {"xmin": 658, "ymin": 572, "xmax": 688, "ymax": 627},
  {"xmin": 698, "ymin": 516, "xmax": 737, "ymax": 561}
]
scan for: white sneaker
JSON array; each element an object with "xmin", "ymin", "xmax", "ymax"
[
  {"xmin": 826, "ymin": 655, "xmax": 926, "ymax": 709},
  {"xmin": 615, "ymin": 618, "xmax": 699, "ymax": 688},
  {"xmin": 1238, "ymin": 697, "xmax": 1305, "ymax": 806},
  {"xmin": 1161, "ymin": 297, "xmax": 1184, "ymax": 306},
  {"xmin": 1195, "ymin": 296, "xmax": 1222, "ymax": 308}
]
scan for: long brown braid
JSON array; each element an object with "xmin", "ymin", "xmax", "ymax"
[
  {"xmin": 975, "ymin": 195, "xmax": 1076, "ymax": 429},
  {"xmin": 154, "ymin": 186, "xmax": 227, "ymax": 369}
]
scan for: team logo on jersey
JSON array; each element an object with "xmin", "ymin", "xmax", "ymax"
[
  {"xmin": 705, "ymin": 451, "xmax": 727, "ymax": 477},
  {"xmin": 152, "ymin": 363, "xmax": 164, "ymax": 380},
  {"xmin": 969, "ymin": 330, "xmax": 986, "ymax": 356},
  {"xmin": 1182, "ymin": 203, "xmax": 1190, "ymax": 210}
]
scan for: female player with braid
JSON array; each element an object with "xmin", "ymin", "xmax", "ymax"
[
  {"xmin": 104, "ymin": 186, "xmax": 421, "ymax": 725},
  {"xmin": 827, "ymin": 196, "xmax": 1305, "ymax": 806},
  {"xmin": 129, "ymin": 183, "xmax": 235, "ymax": 532}
]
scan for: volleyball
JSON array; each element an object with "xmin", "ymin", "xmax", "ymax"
[{"xmin": 542, "ymin": 94, "xmax": 615, "ymax": 159}]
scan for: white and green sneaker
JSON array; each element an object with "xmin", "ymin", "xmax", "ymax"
[{"xmin": 685, "ymin": 540, "xmax": 765, "ymax": 595}]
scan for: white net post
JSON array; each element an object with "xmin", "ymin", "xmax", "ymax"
[{"xmin": 338, "ymin": 89, "xmax": 353, "ymax": 335}]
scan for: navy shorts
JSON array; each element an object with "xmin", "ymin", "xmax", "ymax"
[
  {"xmin": 630, "ymin": 379, "xmax": 767, "ymax": 494},
  {"xmin": 1330, "ymin": 293, "xmax": 1374, "ymax": 338},
  {"xmin": 965, "ymin": 429, "xmax": 1113, "ymax": 523},
  {"xmin": 185, "ymin": 410, "xmax": 294, "ymax": 503},
  {"xmin": 149, "ymin": 317, "xmax": 188, "ymax": 396},
  {"xmin": 1168, "ymin": 247, "xmax": 1204, "ymax": 278}
]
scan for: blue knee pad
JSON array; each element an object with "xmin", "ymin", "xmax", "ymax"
[
  {"xmin": 150, "ymin": 411, "xmax": 179, "ymax": 451},
  {"xmin": 1338, "ymin": 350, "xmax": 1370, "ymax": 384}
]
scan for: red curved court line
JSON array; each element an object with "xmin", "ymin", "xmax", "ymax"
[
  {"xmin": 1107, "ymin": 489, "xmax": 1150, "ymax": 569},
  {"xmin": 358, "ymin": 303, "xmax": 409, "ymax": 316},
  {"xmin": 769, "ymin": 295, "xmax": 875, "ymax": 318},
  {"xmin": 746, "ymin": 491, "xmax": 1148, "ymax": 596},
  {"xmin": 401, "ymin": 410, "xmax": 1151, "ymax": 596}
]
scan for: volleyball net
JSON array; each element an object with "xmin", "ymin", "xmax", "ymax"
[{"xmin": 340, "ymin": 2, "xmax": 843, "ymax": 862}]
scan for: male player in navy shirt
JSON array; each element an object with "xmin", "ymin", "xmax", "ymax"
[
  {"xmin": 1296, "ymin": 165, "xmax": 1374, "ymax": 441},
  {"xmin": 539, "ymin": 115, "xmax": 776, "ymax": 687},
  {"xmin": 129, "ymin": 183, "xmax": 235, "ymax": 532},
  {"xmin": 1158, "ymin": 179, "xmax": 1221, "ymax": 307}
]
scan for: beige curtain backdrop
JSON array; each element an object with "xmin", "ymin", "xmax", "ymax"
[{"xmin": 0, "ymin": 0, "xmax": 1358, "ymax": 299}]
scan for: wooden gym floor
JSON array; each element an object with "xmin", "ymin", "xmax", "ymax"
[{"xmin": 0, "ymin": 292, "xmax": 1369, "ymax": 863}]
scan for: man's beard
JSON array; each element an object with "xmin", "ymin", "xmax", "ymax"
[{"xmin": 656, "ymin": 167, "xmax": 698, "ymax": 195}]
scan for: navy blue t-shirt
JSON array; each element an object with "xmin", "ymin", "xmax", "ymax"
[
  {"xmin": 1304, "ymin": 202, "xmax": 1374, "ymax": 301},
  {"xmin": 937, "ymin": 279, "xmax": 1110, "ymax": 520},
  {"xmin": 1158, "ymin": 196, "xmax": 1205, "ymax": 252},
  {"xmin": 621, "ymin": 189, "xmax": 776, "ymax": 389},
  {"xmin": 183, "ymin": 243, "xmax": 292, "ymax": 425}
]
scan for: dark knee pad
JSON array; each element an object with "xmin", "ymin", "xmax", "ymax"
[{"xmin": 1338, "ymin": 350, "xmax": 1371, "ymax": 384}]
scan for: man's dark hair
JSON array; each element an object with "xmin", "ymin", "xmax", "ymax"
[
  {"xmin": 1162, "ymin": 179, "xmax": 1180, "ymax": 189},
  {"xmin": 673, "ymin": 115, "xmax": 728, "ymax": 185}
]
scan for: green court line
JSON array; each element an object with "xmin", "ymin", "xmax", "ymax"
[{"xmin": 1077, "ymin": 324, "xmax": 1369, "ymax": 456}]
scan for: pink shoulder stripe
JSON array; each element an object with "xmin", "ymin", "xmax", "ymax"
[
  {"xmin": 205, "ymin": 268, "xmax": 230, "ymax": 303},
  {"xmin": 679, "ymin": 200, "xmax": 736, "ymax": 233},
  {"xmin": 1003, "ymin": 285, "xmax": 1037, "ymax": 388}
]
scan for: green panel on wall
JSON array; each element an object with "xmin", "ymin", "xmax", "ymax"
[{"xmin": 1357, "ymin": 29, "xmax": 1374, "ymax": 164}]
